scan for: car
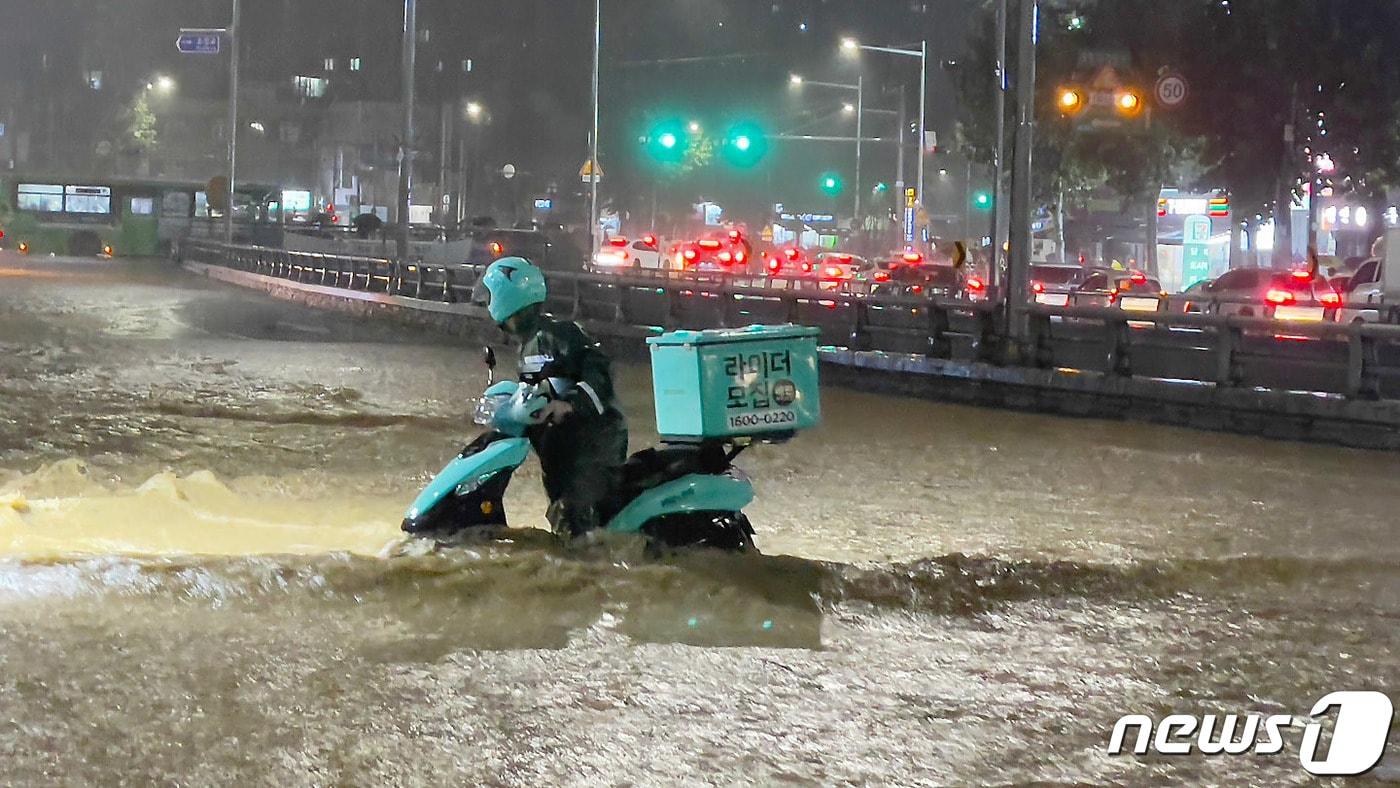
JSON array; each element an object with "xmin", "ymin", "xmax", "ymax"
[
  {"xmin": 592, "ymin": 234, "xmax": 664, "ymax": 271},
  {"xmin": 1027, "ymin": 264, "xmax": 1086, "ymax": 306},
  {"xmin": 761, "ymin": 245, "xmax": 817, "ymax": 277},
  {"xmin": 1197, "ymin": 267, "xmax": 1341, "ymax": 322},
  {"xmin": 1073, "ymin": 270, "xmax": 1165, "ymax": 312},
  {"xmin": 1337, "ymin": 257, "xmax": 1385, "ymax": 323},
  {"xmin": 1179, "ymin": 278, "xmax": 1214, "ymax": 313},
  {"xmin": 872, "ymin": 262, "xmax": 965, "ymax": 298},
  {"xmin": 815, "ymin": 252, "xmax": 867, "ymax": 282}
]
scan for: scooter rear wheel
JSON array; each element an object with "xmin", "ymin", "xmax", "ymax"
[{"xmin": 642, "ymin": 511, "xmax": 756, "ymax": 553}]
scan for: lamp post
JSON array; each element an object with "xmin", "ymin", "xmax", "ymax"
[
  {"xmin": 396, "ymin": 0, "xmax": 417, "ymax": 261},
  {"xmin": 789, "ymin": 74, "xmax": 864, "ymax": 221},
  {"xmin": 842, "ymin": 37, "xmax": 926, "ymax": 240},
  {"xmin": 225, "ymin": 0, "xmax": 240, "ymax": 245}
]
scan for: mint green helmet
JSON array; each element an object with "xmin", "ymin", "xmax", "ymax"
[{"xmin": 476, "ymin": 257, "xmax": 547, "ymax": 324}]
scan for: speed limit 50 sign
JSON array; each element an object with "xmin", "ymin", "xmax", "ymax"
[{"xmin": 1155, "ymin": 74, "xmax": 1188, "ymax": 108}]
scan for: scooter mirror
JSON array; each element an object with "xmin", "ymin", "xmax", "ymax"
[{"xmin": 483, "ymin": 346, "xmax": 497, "ymax": 370}]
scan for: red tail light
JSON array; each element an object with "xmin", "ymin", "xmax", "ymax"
[
  {"xmin": 784, "ymin": 248, "xmax": 799, "ymax": 260},
  {"xmin": 734, "ymin": 251, "xmax": 746, "ymax": 263},
  {"xmin": 488, "ymin": 241, "xmax": 504, "ymax": 256},
  {"xmin": 967, "ymin": 276, "xmax": 986, "ymax": 291},
  {"xmin": 766, "ymin": 258, "xmax": 780, "ymax": 273},
  {"xmin": 873, "ymin": 271, "xmax": 890, "ymax": 282},
  {"xmin": 1030, "ymin": 281, "xmax": 1045, "ymax": 294},
  {"xmin": 1291, "ymin": 269, "xmax": 1312, "ymax": 281},
  {"xmin": 698, "ymin": 239, "xmax": 721, "ymax": 250},
  {"xmin": 910, "ymin": 285, "xmax": 924, "ymax": 294},
  {"xmin": 641, "ymin": 234, "xmax": 657, "ymax": 247},
  {"xmin": 682, "ymin": 248, "xmax": 698, "ymax": 261},
  {"xmin": 824, "ymin": 266, "xmax": 843, "ymax": 278},
  {"xmin": 0, "ymin": 230, "xmax": 5, "ymax": 239},
  {"xmin": 718, "ymin": 251, "xmax": 733, "ymax": 263},
  {"xmin": 18, "ymin": 241, "xmax": 29, "ymax": 254},
  {"xmin": 902, "ymin": 252, "xmax": 922, "ymax": 263},
  {"xmin": 728, "ymin": 229, "xmax": 741, "ymax": 240},
  {"xmin": 1130, "ymin": 271, "xmax": 1147, "ymax": 284},
  {"xmin": 608, "ymin": 237, "xmax": 628, "ymax": 247},
  {"xmin": 1265, "ymin": 288, "xmax": 1295, "ymax": 305},
  {"xmin": 837, "ymin": 254, "xmax": 853, "ymax": 263},
  {"xmin": 1321, "ymin": 291, "xmax": 1341, "ymax": 307},
  {"xmin": 801, "ymin": 262, "xmax": 813, "ymax": 273}
]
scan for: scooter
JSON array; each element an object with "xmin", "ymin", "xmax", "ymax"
[{"xmin": 401, "ymin": 347, "xmax": 758, "ymax": 551}]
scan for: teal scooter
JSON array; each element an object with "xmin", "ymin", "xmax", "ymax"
[
  {"xmin": 403, "ymin": 324, "xmax": 822, "ymax": 550},
  {"xmin": 401, "ymin": 347, "xmax": 761, "ymax": 550}
]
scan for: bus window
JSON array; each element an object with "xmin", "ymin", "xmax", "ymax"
[
  {"xmin": 194, "ymin": 191, "xmax": 210, "ymax": 218},
  {"xmin": 17, "ymin": 183, "xmax": 64, "ymax": 212},
  {"xmin": 162, "ymin": 191, "xmax": 191, "ymax": 217},
  {"xmin": 130, "ymin": 197, "xmax": 155, "ymax": 215},
  {"xmin": 64, "ymin": 185, "xmax": 112, "ymax": 214}
]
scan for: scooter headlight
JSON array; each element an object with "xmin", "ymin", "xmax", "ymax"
[{"xmin": 473, "ymin": 392, "xmax": 512, "ymax": 426}]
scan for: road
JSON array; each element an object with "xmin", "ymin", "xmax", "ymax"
[{"xmin": 1, "ymin": 254, "xmax": 1397, "ymax": 783}]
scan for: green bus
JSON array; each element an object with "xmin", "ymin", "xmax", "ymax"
[{"xmin": 0, "ymin": 175, "xmax": 282, "ymax": 258}]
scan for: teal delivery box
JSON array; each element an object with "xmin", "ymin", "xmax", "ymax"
[{"xmin": 647, "ymin": 324, "xmax": 822, "ymax": 440}]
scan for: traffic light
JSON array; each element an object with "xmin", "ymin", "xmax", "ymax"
[
  {"xmin": 973, "ymin": 191, "xmax": 993, "ymax": 211},
  {"xmin": 644, "ymin": 118, "xmax": 689, "ymax": 164},
  {"xmin": 819, "ymin": 171, "xmax": 844, "ymax": 197},
  {"xmin": 721, "ymin": 121, "xmax": 768, "ymax": 168},
  {"xmin": 1057, "ymin": 87, "xmax": 1084, "ymax": 115},
  {"xmin": 1115, "ymin": 89, "xmax": 1143, "ymax": 117}
]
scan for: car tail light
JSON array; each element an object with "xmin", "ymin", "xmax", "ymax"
[
  {"xmin": 18, "ymin": 241, "xmax": 30, "ymax": 254},
  {"xmin": 766, "ymin": 258, "xmax": 780, "ymax": 273},
  {"xmin": 641, "ymin": 234, "xmax": 657, "ymax": 247},
  {"xmin": 1108, "ymin": 288, "xmax": 1119, "ymax": 304},
  {"xmin": 488, "ymin": 241, "xmax": 504, "ymax": 256},
  {"xmin": 910, "ymin": 285, "xmax": 924, "ymax": 294},
  {"xmin": 699, "ymin": 239, "xmax": 721, "ymax": 250},
  {"xmin": 1030, "ymin": 281, "xmax": 1044, "ymax": 294},
  {"xmin": 0, "ymin": 230, "xmax": 5, "ymax": 239},
  {"xmin": 682, "ymin": 248, "xmax": 698, "ymax": 262},
  {"xmin": 102, "ymin": 244, "xmax": 114, "ymax": 256},
  {"xmin": 902, "ymin": 251, "xmax": 922, "ymax": 263},
  {"xmin": 718, "ymin": 251, "xmax": 733, "ymax": 263},
  {"xmin": 1265, "ymin": 288, "xmax": 1295, "ymax": 305},
  {"xmin": 1130, "ymin": 271, "xmax": 1147, "ymax": 284},
  {"xmin": 873, "ymin": 271, "xmax": 890, "ymax": 282},
  {"xmin": 801, "ymin": 261, "xmax": 813, "ymax": 273},
  {"xmin": 824, "ymin": 266, "xmax": 843, "ymax": 278},
  {"xmin": 1321, "ymin": 291, "xmax": 1341, "ymax": 307},
  {"xmin": 1291, "ymin": 269, "xmax": 1312, "ymax": 281},
  {"xmin": 967, "ymin": 276, "xmax": 986, "ymax": 291},
  {"xmin": 837, "ymin": 254, "xmax": 853, "ymax": 263},
  {"xmin": 734, "ymin": 251, "xmax": 746, "ymax": 263},
  {"xmin": 608, "ymin": 237, "xmax": 628, "ymax": 247},
  {"xmin": 784, "ymin": 248, "xmax": 799, "ymax": 260}
]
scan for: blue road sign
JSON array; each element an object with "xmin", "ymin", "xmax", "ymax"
[{"xmin": 176, "ymin": 30, "xmax": 223, "ymax": 55}]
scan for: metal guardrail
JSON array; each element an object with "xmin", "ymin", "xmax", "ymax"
[{"xmin": 179, "ymin": 240, "xmax": 1400, "ymax": 402}]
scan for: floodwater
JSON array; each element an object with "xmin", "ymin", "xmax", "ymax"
[{"xmin": 0, "ymin": 255, "xmax": 1396, "ymax": 785}]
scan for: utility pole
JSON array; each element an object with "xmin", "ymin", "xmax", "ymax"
[
  {"xmin": 854, "ymin": 74, "xmax": 864, "ymax": 224},
  {"xmin": 396, "ymin": 0, "xmax": 417, "ymax": 261},
  {"xmin": 917, "ymin": 40, "xmax": 928, "ymax": 216},
  {"xmin": 990, "ymin": 0, "xmax": 1008, "ymax": 288},
  {"xmin": 439, "ymin": 101, "xmax": 451, "ymax": 227},
  {"xmin": 588, "ymin": 0, "xmax": 601, "ymax": 256},
  {"xmin": 1006, "ymin": 0, "xmax": 1037, "ymax": 342},
  {"xmin": 224, "ymin": 0, "xmax": 240, "ymax": 245}
]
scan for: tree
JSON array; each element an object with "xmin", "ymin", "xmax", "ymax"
[{"xmin": 119, "ymin": 91, "xmax": 160, "ymax": 173}]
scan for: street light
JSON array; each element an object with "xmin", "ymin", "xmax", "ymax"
[
  {"xmin": 842, "ymin": 36, "xmax": 928, "ymax": 243},
  {"xmin": 789, "ymin": 73, "xmax": 865, "ymax": 219},
  {"xmin": 155, "ymin": 75, "xmax": 176, "ymax": 93},
  {"xmin": 465, "ymin": 101, "xmax": 483, "ymax": 120}
]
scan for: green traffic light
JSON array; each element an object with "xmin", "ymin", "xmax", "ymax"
[
  {"xmin": 645, "ymin": 118, "xmax": 689, "ymax": 164},
  {"xmin": 973, "ymin": 191, "xmax": 993, "ymax": 210},
  {"xmin": 659, "ymin": 132, "xmax": 678, "ymax": 150},
  {"xmin": 819, "ymin": 171, "xmax": 844, "ymax": 196},
  {"xmin": 722, "ymin": 121, "xmax": 768, "ymax": 168}
]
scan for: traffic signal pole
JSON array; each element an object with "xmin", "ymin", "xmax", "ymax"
[
  {"xmin": 224, "ymin": 0, "xmax": 239, "ymax": 245},
  {"xmin": 396, "ymin": 0, "xmax": 417, "ymax": 262},
  {"xmin": 1006, "ymin": 0, "xmax": 1037, "ymax": 343},
  {"xmin": 990, "ymin": 0, "xmax": 1008, "ymax": 289}
]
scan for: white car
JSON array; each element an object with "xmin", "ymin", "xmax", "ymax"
[
  {"xmin": 1337, "ymin": 258, "xmax": 1385, "ymax": 324},
  {"xmin": 592, "ymin": 235, "xmax": 665, "ymax": 271}
]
